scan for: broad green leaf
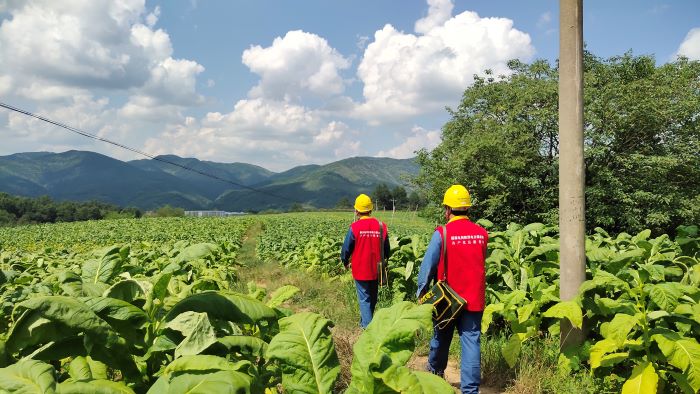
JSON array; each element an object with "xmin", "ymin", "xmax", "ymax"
[
  {"xmin": 481, "ymin": 303, "xmax": 504, "ymax": 333},
  {"xmin": 144, "ymin": 335, "xmax": 177, "ymax": 360},
  {"xmin": 266, "ymin": 285, "xmax": 300, "ymax": 308},
  {"xmin": 542, "ymin": 300, "xmax": 583, "ymax": 329},
  {"xmin": 174, "ymin": 243, "xmax": 218, "ymax": 264},
  {"xmin": 82, "ymin": 246, "xmax": 123, "ymax": 284},
  {"xmin": 499, "ymin": 289, "xmax": 526, "ymax": 307},
  {"xmin": 579, "ymin": 270, "xmax": 628, "ymax": 293},
  {"xmin": 502, "ymin": 333, "xmax": 523, "ymax": 368},
  {"xmin": 162, "ymin": 355, "xmax": 251, "ymax": 375},
  {"xmin": 594, "ymin": 297, "xmax": 636, "ymax": 316},
  {"xmin": 404, "ymin": 260, "xmax": 414, "ymax": 281},
  {"xmin": 412, "ymin": 370, "xmax": 456, "ymax": 393},
  {"xmin": 621, "ymin": 361, "xmax": 658, "ymax": 394},
  {"xmin": 103, "ymin": 280, "xmax": 145, "ymax": 303},
  {"xmin": 166, "ymin": 311, "xmax": 217, "ymax": 359},
  {"xmin": 589, "ymin": 339, "xmax": 619, "ymax": 370},
  {"xmin": 599, "ymin": 352, "xmax": 629, "ymax": 368},
  {"xmin": 152, "ymin": 272, "xmax": 173, "ymax": 302},
  {"xmin": 147, "ymin": 370, "xmax": 253, "ymax": 394},
  {"xmin": 503, "ymin": 270, "xmax": 516, "ymax": 291},
  {"xmin": 80, "ymin": 296, "xmax": 149, "ymax": 348},
  {"xmin": 22, "ymin": 337, "xmax": 86, "ymax": 362},
  {"xmin": 648, "ymin": 283, "xmax": 682, "ymax": 311},
  {"xmin": 6, "ymin": 296, "xmax": 120, "ymax": 355},
  {"xmin": 0, "ymin": 359, "xmax": 56, "ymax": 394},
  {"xmin": 652, "ymin": 333, "xmax": 700, "ymax": 392},
  {"xmin": 647, "ymin": 310, "xmax": 669, "ymax": 321},
  {"xmin": 211, "ymin": 336, "xmax": 268, "ymax": 358},
  {"xmin": 267, "ymin": 312, "xmax": 339, "ymax": 394},
  {"xmin": 668, "ymin": 371, "xmax": 696, "ymax": 394},
  {"xmin": 349, "ymin": 302, "xmax": 432, "ymax": 393},
  {"xmin": 57, "ymin": 379, "xmax": 135, "ymax": 394},
  {"xmin": 68, "ymin": 356, "xmax": 108, "ymax": 380},
  {"xmin": 164, "ymin": 291, "xmax": 276, "ymax": 325},
  {"xmin": 517, "ymin": 303, "xmax": 536, "ymax": 324},
  {"xmin": 632, "ymin": 229, "xmax": 652, "ymax": 243},
  {"xmin": 601, "ymin": 313, "xmax": 639, "ymax": 347},
  {"xmin": 525, "ymin": 243, "xmax": 559, "ymax": 261},
  {"xmin": 369, "ymin": 363, "xmax": 454, "ymax": 393}
]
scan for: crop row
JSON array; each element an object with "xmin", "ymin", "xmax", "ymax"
[{"xmin": 256, "ymin": 214, "xmax": 700, "ymax": 393}]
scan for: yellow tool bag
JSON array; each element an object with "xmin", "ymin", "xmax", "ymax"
[{"xmin": 418, "ymin": 225, "xmax": 466, "ymax": 329}]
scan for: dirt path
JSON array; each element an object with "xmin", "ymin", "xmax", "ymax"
[
  {"xmin": 237, "ymin": 221, "xmax": 505, "ymax": 393},
  {"xmin": 409, "ymin": 356, "xmax": 504, "ymax": 393}
]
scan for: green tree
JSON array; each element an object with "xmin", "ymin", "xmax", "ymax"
[
  {"xmin": 0, "ymin": 209, "xmax": 15, "ymax": 225},
  {"xmin": 417, "ymin": 53, "xmax": 700, "ymax": 235},
  {"xmin": 391, "ymin": 186, "xmax": 408, "ymax": 210},
  {"xmin": 407, "ymin": 191, "xmax": 425, "ymax": 211},
  {"xmin": 153, "ymin": 205, "xmax": 185, "ymax": 217},
  {"xmin": 373, "ymin": 184, "xmax": 392, "ymax": 211},
  {"xmin": 288, "ymin": 203, "xmax": 305, "ymax": 212},
  {"xmin": 335, "ymin": 197, "xmax": 352, "ymax": 209}
]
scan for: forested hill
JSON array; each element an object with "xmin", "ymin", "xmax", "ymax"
[{"xmin": 0, "ymin": 150, "xmax": 418, "ymax": 211}]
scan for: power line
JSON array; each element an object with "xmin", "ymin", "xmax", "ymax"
[{"xmin": 0, "ymin": 101, "xmax": 299, "ymax": 205}]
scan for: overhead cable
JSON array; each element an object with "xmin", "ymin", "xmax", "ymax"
[{"xmin": 0, "ymin": 101, "xmax": 298, "ymax": 204}]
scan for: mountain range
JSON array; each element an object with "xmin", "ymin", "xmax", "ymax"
[{"xmin": 0, "ymin": 151, "xmax": 419, "ymax": 211}]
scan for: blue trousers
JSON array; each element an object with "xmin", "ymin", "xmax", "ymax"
[
  {"xmin": 427, "ymin": 310, "xmax": 483, "ymax": 394},
  {"xmin": 354, "ymin": 279, "xmax": 378, "ymax": 328}
]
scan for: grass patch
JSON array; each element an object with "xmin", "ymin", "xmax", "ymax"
[{"xmin": 481, "ymin": 334, "xmax": 602, "ymax": 393}]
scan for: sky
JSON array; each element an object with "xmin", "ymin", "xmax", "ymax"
[{"xmin": 0, "ymin": 0, "xmax": 698, "ymax": 172}]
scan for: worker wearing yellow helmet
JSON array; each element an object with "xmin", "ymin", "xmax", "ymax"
[
  {"xmin": 416, "ymin": 184, "xmax": 488, "ymax": 394},
  {"xmin": 340, "ymin": 193, "xmax": 390, "ymax": 328}
]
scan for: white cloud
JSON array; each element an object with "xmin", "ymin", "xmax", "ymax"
[
  {"xmin": 139, "ymin": 98, "xmax": 364, "ymax": 171},
  {"xmin": 415, "ymin": 0, "xmax": 453, "ymax": 34},
  {"xmin": 242, "ymin": 30, "xmax": 351, "ymax": 101},
  {"xmin": 677, "ymin": 27, "xmax": 700, "ymax": 60},
  {"xmin": 0, "ymin": 0, "xmax": 204, "ymax": 108},
  {"xmin": 0, "ymin": 75, "xmax": 12, "ymax": 96},
  {"xmin": 537, "ymin": 12, "xmax": 551, "ymax": 28},
  {"xmin": 377, "ymin": 126, "xmax": 441, "ymax": 158},
  {"xmin": 145, "ymin": 5, "xmax": 160, "ymax": 28},
  {"xmin": 2, "ymin": 95, "xmax": 115, "ymax": 153},
  {"xmin": 314, "ymin": 121, "xmax": 347, "ymax": 145},
  {"xmin": 355, "ymin": 3, "xmax": 534, "ymax": 124}
]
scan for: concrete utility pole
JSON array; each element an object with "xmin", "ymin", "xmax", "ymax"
[{"xmin": 559, "ymin": 0, "xmax": 586, "ymax": 349}]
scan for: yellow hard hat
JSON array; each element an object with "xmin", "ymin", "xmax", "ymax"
[
  {"xmin": 442, "ymin": 185, "xmax": 472, "ymax": 209},
  {"xmin": 354, "ymin": 194, "xmax": 373, "ymax": 213}
]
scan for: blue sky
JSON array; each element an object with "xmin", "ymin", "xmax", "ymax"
[{"xmin": 1, "ymin": 0, "xmax": 698, "ymax": 171}]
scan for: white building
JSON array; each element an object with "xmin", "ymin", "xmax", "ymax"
[{"xmin": 184, "ymin": 210, "xmax": 245, "ymax": 217}]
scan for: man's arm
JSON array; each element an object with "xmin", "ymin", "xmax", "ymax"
[
  {"xmin": 416, "ymin": 230, "xmax": 442, "ymax": 298},
  {"xmin": 340, "ymin": 228, "xmax": 355, "ymax": 267}
]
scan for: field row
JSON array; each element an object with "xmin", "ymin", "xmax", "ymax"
[{"xmin": 1, "ymin": 214, "xmax": 699, "ymax": 393}]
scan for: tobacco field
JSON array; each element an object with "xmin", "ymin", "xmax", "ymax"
[{"xmin": 0, "ymin": 214, "xmax": 698, "ymax": 393}]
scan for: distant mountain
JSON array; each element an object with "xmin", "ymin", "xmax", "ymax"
[
  {"xmin": 0, "ymin": 151, "xmax": 419, "ymax": 211},
  {"xmin": 129, "ymin": 155, "xmax": 274, "ymax": 200}
]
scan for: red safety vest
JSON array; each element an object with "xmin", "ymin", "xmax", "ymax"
[
  {"xmin": 349, "ymin": 217, "xmax": 387, "ymax": 280},
  {"xmin": 436, "ymin": 217, "xmax": 488, "ymax": 311}
]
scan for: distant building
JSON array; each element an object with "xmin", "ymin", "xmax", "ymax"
[{"xmin": 184, "ymin": 210, "xmax": 246, "ymax": 217}]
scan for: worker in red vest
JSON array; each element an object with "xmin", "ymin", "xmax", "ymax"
[
  {"xmin": 340, "ymin": 193, "xmax": 390, "ymax": 328},
  {"xmin": 416, "ymin": 184, "xmax": 488, "ymax": 394}
]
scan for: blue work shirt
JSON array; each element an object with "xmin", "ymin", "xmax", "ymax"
[
  {"xmin": 340, "ymin": 226, "xmax": 391, "ymax": 266},
  {"xmin": 416, "ymin": 230, "xmax": 442, "ymax": 298}
]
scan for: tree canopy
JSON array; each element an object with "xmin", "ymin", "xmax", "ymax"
[
  {"xmin": 416, "ymin": 53, "xmax": 700, "ymax": 235},
  {"xmin": 0, "ymin": 192, "xmax": 142, "ymax": 226}
]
